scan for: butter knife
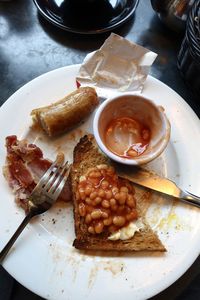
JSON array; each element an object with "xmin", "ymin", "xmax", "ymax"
[{"xmin": 115, "ymin": 165, "xmax": 200, "ymax": 208}]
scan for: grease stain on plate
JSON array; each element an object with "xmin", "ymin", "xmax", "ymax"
[
  {"xmin": 147, "ymin": 197, "xmax": 192, "ymax": 234},
  {"xmin": 88, "ymin": 260, "xmax": 125, "ymax": 288},
  {"xmin": 157, "ymin": 211, "xmax": 192, "ymax": 232},
  {"xmin": 103, "ymin": 260, "xmax": 125, "ymax": 275},
  {"xmin": 24, "ymin": 128, "xmax": 88, "ymax": 163}
]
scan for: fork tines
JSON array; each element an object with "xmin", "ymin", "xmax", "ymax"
[
  {"xmin": 48, "ymin": 161, "xmax": 70, "ymax": 197},
  {"xmin": 36, "ymin": 160, "xmax": 70, "ymax": 198}
]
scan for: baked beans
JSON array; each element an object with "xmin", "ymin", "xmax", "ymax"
[
  {"xmin": 77, "ymin": 164, "xmax": 137, "ymax": 235},
  {"xmin": 85, "ymin": 213, "xmax": 92, "ymax": 224}
]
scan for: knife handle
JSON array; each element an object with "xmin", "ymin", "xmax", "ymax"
[{"xmin": 181, "ymin": 190, "xmax": 200, "ymax": 208}]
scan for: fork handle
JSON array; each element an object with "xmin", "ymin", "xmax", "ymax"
[{"xmin": 0, "ymin": 212, "xmax": 34, "ymax": 264}]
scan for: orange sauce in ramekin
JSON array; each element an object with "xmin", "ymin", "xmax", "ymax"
[{"xmin": 104, "ymin": 117, "xmax": 151, "ymax": 159}]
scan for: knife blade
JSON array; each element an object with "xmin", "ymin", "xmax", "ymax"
[{"xmin": 115, "ymin": 165, "xmax": 200, "ymax": 208}]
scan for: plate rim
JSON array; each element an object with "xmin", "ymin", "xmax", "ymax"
[{"xmin": 0, "ymin": 64, "xmax": 200, "ymax": 300}]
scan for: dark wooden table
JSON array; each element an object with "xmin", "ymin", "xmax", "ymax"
[{"xmin": 0, "ymin": 1, "xmax": 199, "ymax": 300}]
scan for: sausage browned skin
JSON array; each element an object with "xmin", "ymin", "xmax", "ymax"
[{"xmin": 31, "ymin": 87, "xmax": 99, "ymax": 136}]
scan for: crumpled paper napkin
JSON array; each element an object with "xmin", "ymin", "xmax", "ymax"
[{"xmin": 76, "ymin": 33, "xmax": 157, "ymax": 98}]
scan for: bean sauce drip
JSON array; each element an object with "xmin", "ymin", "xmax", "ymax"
[{"xmin": 77, "ymin": 164, "xmax": 138, "ymax": 235}]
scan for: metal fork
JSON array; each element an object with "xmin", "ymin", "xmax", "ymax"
[{"xmin": 0, "ymin": 160, "xmax": 70, "ymax": 264}]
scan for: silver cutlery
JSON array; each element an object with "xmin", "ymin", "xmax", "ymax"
[
  {"xmin": 115, "ymin": 165, "xmax": 200, "ymax": 208},
  {"xmin": 0, "ymin": 160, "xmax": 70, "ymax": 263}
]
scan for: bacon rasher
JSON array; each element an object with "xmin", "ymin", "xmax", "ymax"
[{"xmin": 3, "ymin": 136, "xmax": 71, "ymax": 211}]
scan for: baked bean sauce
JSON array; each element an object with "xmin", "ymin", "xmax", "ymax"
[
  {"xmin": 105, "ymin": 117, "xmax": 151, "ymax": 158},
  {"xmin": 77, "ymin": 164, "xmax": 138, "ymax": 235}
]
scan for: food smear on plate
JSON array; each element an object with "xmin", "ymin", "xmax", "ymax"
[
  {"xmin": 3, "ymin": 136, "xmax": 71, "ymax": 212},
  {"xmin": 104, "ymin": 117, "xmax": 151, "ymax": 159},
  {"xmin": 31, "ymin": 87, "xmax": 99, "ymax": 137}
]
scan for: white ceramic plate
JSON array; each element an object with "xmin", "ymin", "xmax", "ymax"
[{"xmin": 0, "ymin": 65, "xmax": 200, "ymax": 300}]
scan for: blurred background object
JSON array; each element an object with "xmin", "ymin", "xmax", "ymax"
[
  {"xmin": 33, "ymin": 0, "xmax": 139, "ymax": 34},
  {"xmin": 177, "ymin": 0, "xmax": 200, "ymax": 97},
  {"xmin": 151, "ymin": 0, "xmax": 195, "ymax": 32}
]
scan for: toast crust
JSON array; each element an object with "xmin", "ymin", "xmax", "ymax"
[{"xmin": 70, "ymin": 135, "xmax": 166, "ymax": 252}]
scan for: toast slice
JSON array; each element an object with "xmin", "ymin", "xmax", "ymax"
[{"xmin": 70, "ymin": 134, "xmax": 166, "ymax": 252}]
